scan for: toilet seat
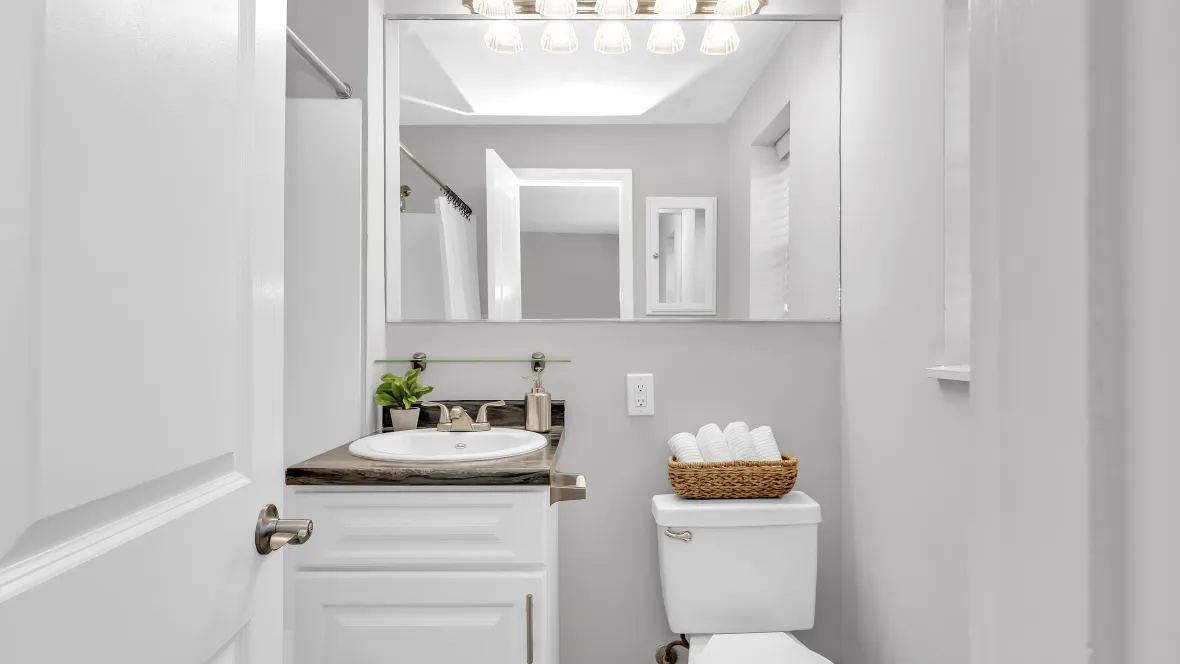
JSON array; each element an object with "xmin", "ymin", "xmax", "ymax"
[{"xmin": 687, "ymin": 633, "xmax": 833, "ymax": 664}]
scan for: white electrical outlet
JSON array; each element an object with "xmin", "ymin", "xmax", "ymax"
[{"xmin": 627, "ymin": 373, "xmax": 655, "ymax": 416}]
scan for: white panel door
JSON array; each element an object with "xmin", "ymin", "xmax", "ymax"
[
  {"xmin": 0, "ymin": 0, "xmax": 287, "ymax": 661},
  {"xmin": 296, "ymin": 572, "xmax": 547, "ymax": 664},
  {"xmin": 486, "ymin": 149, "xmax": 523, "ymax": 321}
]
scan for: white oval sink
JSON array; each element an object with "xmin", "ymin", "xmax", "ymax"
[{"xmin": 348, "ymin": 428, "xmax": 549, "ymax": 462}]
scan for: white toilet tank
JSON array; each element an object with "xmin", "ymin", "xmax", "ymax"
[{"xmin": 652, "ymin": 492, "xmax": 821, "ymax": 635}]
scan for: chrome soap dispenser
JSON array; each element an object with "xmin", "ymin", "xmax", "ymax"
[{"xmin": 524, "ymin": 369, "xmax": 551, "ymax": 433}]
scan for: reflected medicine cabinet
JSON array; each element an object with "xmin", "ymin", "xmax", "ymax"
[{"xmin": 645, "ymin": 197, "xmax": 718, "ymax": 316}]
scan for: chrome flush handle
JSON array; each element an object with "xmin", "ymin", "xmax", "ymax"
[{"xmin": 664, "ymin": 528, "xmax": 692, "ymax": 542}]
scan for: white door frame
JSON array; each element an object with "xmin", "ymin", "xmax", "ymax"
[{"xmin": 512, "ymin": 168, "xmax": 635, "ymax": 320}]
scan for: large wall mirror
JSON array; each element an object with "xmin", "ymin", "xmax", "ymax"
[{"xmin": 386, "ymin": 12, "xmax": 840, "ymax": 321}]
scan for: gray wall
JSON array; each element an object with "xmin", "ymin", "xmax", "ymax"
[
  {"xmin": 385, "ymin": 322, "xmax": 844, "ymax": 663},
  {"xmin": 520, "ymin": 232, "xmax": 620, "ymax": 319},
  {"xmin": 399, "ymin": 124, "xmax": 729, "ymax": 317},
  {"xmin": 1123, "ymin": 2, "xmax": 1179, "ymax": 660},
  {"xmin": 840, "ymin": 1, "xmax": 971, "ymax": 662}
]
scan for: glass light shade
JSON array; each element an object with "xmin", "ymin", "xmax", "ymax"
[
  {"xmin": 700, "ymin": 21, "xmax": 740, "ymax": 55},
  {"xmin": 473, "ymin": 0, "xmax": 516, "ymax": 18},
  {"xmin": 485, "ymin": 21, "xmax": 524, "ymax": 53},
  {"xmin": 654, "ymin": 0, "xmax": 696, "ymax": 18},
  {"xmin": 714, "ymin": 0, "xmax": 760, "ymax": 18},
  {"xmin": 594, "ymin": 0, "xmax": 638, "ymax": 17},
  {"xmin": 647, "ymin": 21, "xmax": 685, "ymax": 54},
  {"xmin": 541, "ymin": 20, "xmax": 579, "ymax": 53},
  {"xmin": 536, "ymin": 0, "xmax": 577, "ymax": 18},
  {"xmin": 594, "ymin": 21, "xmax": 632, "ymax": 54}
]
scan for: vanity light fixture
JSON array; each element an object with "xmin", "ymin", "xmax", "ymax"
[
  {"xmin": 700, "ymin": 20, "xmax": 740, "ymax": 54},
  {"xmin": 654, "ymin": 0, "xmax": 697, "ymax": 18},
  {"xmin": 594, "ymin": 20, "xmax": 632, "ymax": 53},
  {"xmin": 536, "ymin": 0, "xmax": 577, "ymax": 17},
  {"xmin": 473, "ymin": 0, "xmax": 516, "ymax": 18},
  {"xmin": 485, "ymin": 20, "xmax": 525, "ymax": 53},
  {"xmin": 594, "ymin": 0, "xmax": 638, "ymax": 17},
  {"xmin": 542, "ymin": 20, "xmax": 579, "ymax": 53},
  {"xmin": 714, "ymin": 0, "xmax": 760, "ymax": 18},
  {"xmin": 647, "ymin": 21, "xmax": 685, "ymax": 54}
]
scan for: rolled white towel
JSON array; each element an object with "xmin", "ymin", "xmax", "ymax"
[
  {"xmin": 750, "ymin": 426, "xmax": 784, "ymax": 461},
  {"xmin": 696, "ymin": 423, "xmax": 734, "ymax": 463},
  {"xmin": 723, "ymin": 422, "xmax": 760, "ymax": 461},
  {"xmin": 667, "ymin": 432, "xmax": 704, "ymax": 463}
]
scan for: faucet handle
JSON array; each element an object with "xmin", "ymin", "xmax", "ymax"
[
  {"xmin": 475, "ymin": 400, "xmax": 507, "ymax": 425},
  {"xmin": 419, "ymin": 402, "xmax": 451, "ymax": 425}
]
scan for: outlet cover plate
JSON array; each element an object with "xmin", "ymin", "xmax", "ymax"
[{"xmin": 627, "ymin": 373, "xmax": 655, "ymax": 416}]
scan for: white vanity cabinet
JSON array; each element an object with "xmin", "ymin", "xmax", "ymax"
[{"xmin": 289, "ymin": 486, "xmax": 558, "ymax": 664}]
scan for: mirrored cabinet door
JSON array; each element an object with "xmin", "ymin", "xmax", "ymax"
[{"xmin": 646, "ymin": 197, "xmax": 717, "ymax": 316}]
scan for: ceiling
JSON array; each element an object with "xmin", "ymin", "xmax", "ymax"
[
  {"xmin": 399, "ymin": 20, "xmax": 793, "ymax": 125},
  {"xmin": 520, "ymin": 185, "xmax": 620, "ymax": 234}
]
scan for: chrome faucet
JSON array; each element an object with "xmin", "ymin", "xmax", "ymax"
[{"xmin": 419, "ymin": 401, "xmax": 506, "ymax": 432}]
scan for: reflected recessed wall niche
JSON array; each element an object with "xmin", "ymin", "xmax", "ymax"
[{"xmin": 385, "ymin": 12, "xmax": 840, "ymax": 322}]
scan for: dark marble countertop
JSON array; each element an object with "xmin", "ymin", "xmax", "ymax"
[
  {"xmin": 286, "ymin": 425, "xmax": 564, "ymax": 487},
  {"xmin": 285, "ymin": 400, "xmax": 584, "ymax": 497}
]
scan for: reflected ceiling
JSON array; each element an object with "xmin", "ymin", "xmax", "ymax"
[{"xmin": 399, "ymin": 20, "xmax": 793, "ymax": 124}]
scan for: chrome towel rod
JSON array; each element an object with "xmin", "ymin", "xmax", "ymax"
[{"xmin": 286, "ymin": 27, "xmax": 352, "ymax": 99}]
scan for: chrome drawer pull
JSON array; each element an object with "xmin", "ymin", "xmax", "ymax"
[{"xmin": 525, "ymin": 593, "xmax": 534, "ymax": 664}]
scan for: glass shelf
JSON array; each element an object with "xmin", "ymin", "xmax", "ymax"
[{"xmin": 374, "ymin": 358, "xmax": 572, "ymax": 364}]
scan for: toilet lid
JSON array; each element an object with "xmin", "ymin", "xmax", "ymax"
[{"xmin": 688, "ymin": 633, "xmax": 833, "ymax": 664}]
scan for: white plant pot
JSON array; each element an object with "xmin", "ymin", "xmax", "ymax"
[{"xmin": 388, "ymin": 407, "xmax": 421, "ymax": 432}]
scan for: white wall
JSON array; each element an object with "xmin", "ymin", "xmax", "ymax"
[
  {"xmin": 841, "ymin": 2, "xmax": 971, "ymax": 664},
  {"xmin": 385, "ymin": 322, "xmax": 844, "ymax": 663},
  {"xmin": 726, "ymin": 21, "xmax": 841, "ymax": 321},
  {"xmin": 285, "ymin": 101, "xmax": 366, "ymax": 467},
  {"xmin": 520, "ymin": 232, "xmax": 620, "ymax": 320},
  {"xmin": 398, "ymin": 125, "xmax": 729, "ymax": 318}
]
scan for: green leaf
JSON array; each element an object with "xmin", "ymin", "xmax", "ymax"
[{"xmin": 374, "ymin": 368, "xmax": 434, "ymax": 406}]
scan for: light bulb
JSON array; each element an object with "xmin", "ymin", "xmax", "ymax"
[
  {"xmin": 701, "ymin": 20, "xmax": 740, "ymax": 55},
  {"xmin": 594, "ymin": 0, "xmax": 638, "ymax": 17},
  {"xmin": 537, "ymin": 0, "xmax": 577, "ymax": 18},
  {"xmin": 714, "ymin": 0, "xmax": 760, "ymax": 18},
  {"xmin": 654, "ymin": 0, "xmax": 696, "ymax": 18},
  {"xmin": 594, "ymin": 21, "xmax": 632, "ymax": 54},
  {"xmin": 647, "ymin": 21, "xmax": 685, "ymax": 54},
  {"xmin": 473, "ymin": 0, "xmax": 516, "ymax": 18},
  {"xmin": 542, "ymin": 20, "xmax": 579, "ymax": 53},
  {"xmin": 485, "ymin": 21, "xmax": 524, "ymax": 53}
]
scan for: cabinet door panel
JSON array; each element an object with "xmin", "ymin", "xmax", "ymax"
[{"xmin": 295, "ymin": 571, "xmax": 546, "ymax": 664}]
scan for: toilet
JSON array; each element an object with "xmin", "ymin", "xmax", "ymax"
[{"xmin": 652, "ymin": 491, "xmax": 831, "ymax": 663}]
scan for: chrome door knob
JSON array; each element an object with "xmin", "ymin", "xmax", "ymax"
[{"xmin": 254, "ymin": 504, "xmax": 314, "ymax": 555}]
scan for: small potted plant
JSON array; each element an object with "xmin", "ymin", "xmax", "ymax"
[{"xmin": 374, "ymin": 369, "xmax": 434, "ymax": 431}]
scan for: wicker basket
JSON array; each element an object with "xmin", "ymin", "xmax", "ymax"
[{"xmin": 667, "ymin": 455, "xmax": 798, "ymax": 499}]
